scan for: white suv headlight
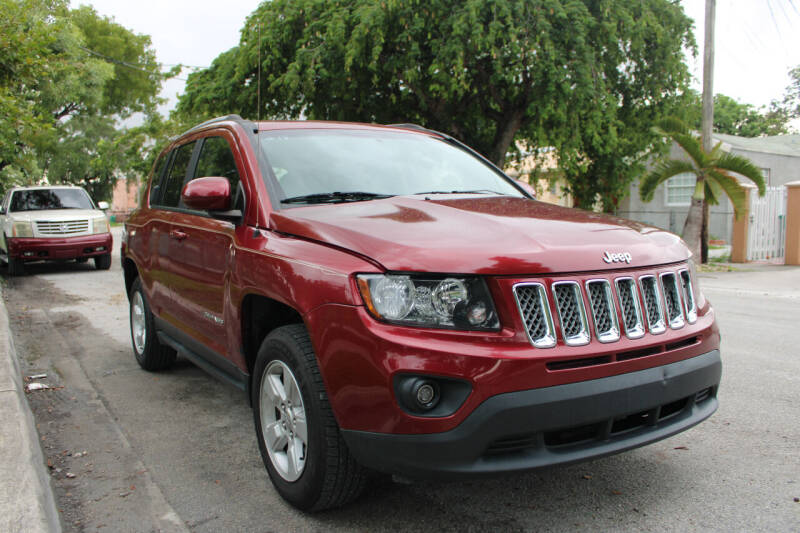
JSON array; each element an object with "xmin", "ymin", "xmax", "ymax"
[
  {"xmin": 12, "ymin": 220, "xmax": 33, "ymax": 238},
  {"xmin": 92, "ymin": 216, "xmax": 110, "ymax": 234}
]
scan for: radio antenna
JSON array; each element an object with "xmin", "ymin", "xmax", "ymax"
[{"xmin": 257, "ymin": 21, "xmax": 262, "ymax": 122}]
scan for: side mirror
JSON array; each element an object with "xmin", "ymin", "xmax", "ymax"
[
  {"xmin": 97, "ymin": 201, "xmax": 110, "ymax": 210},
  {"xmin": 514, "ymin": 179, "xmax": 536, "ymax": 199},
  {"xmin": 182, "ymin": 176, "xmax": 232, "ymax": 211}
]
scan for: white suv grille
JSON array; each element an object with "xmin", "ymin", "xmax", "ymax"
[{"xmin": 35, "ymin": 220, "xmax": 89, "ymax": 235}]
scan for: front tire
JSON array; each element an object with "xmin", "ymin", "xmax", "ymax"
[
  {"xmin": 129, "ymin": 278, "xmax": 176, "ymax": 371},
  {"xmin": 7, "ymin": 257, "xmax": 23, "ymax": 276},
  {"xmin": 253, "ymin": 324, "xmax": 366, "ymax": 511},
  {"xmin": 94, "ymin": 253, "xmax": 111, "ymax": 270}
]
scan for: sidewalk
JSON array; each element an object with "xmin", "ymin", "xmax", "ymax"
[{"xmin": 0, "ymin": 292, "xmax": 61, "ymax": 533}]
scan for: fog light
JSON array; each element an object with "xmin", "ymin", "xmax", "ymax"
[
  {"xmin": 413, "ymin": 380, "xmax": 439, "ymax": 409},
  {"xmin": 416, "ymin": 383, "xmax": 436, "ymax": 405},
  {"xmin": 23, "ymin": 251, "xmax": 34, "ymax": 257},
  {"xmin": 95, "ymin": 246, "xmax": 105, "ymax": 251}
]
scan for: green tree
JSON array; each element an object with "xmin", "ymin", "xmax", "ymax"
[
  {"xmin": 177, "ymin": 0, "xmax": 696, "ymax": 211},
  {"xmin": 0, "ymin": 0, "xmax": 69, "ymax": 180},
  {"xmin": 640, "ymin": 117, "xmax": 765, "ymax": 262},
  {"xmin": 691, "ymin": 93, "xmax": 789, "ymax": 137},
  {"xmin": 0, "ymin": 0, "xmax": 170, "ymax": 199}
]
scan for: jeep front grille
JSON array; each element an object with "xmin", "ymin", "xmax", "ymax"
[
  {"xmin": 552, "ymin": 282, "xmax": 590, "ymax": 346},
  {"xmin": 660, "ymin": 272, "xmax": 685, "ymax": 329},
  {"xmin": 512, "ymin": 283, "xmax": 556, "ymax": 348},
  {"xmin": 586, "ymin": 280, "xmax": 619, "ymax": 343},
  {"xmin": 35, "ymin": 219, "xmax": 89, "ymax": 235},
  {"xmin": 615, "ymin": 277, "xmax": 645, "ymax": 338},
  {"xmin": 639, "ymin": 276, "xmax": 666, "ymax": 334},
  {"xmin": 513, "ymin": 265, "xmax": 697, "ymax": 349}
]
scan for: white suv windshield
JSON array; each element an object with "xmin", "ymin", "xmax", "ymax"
[
  {"xmin": 260, "ymin": 130, "xmax": 524, "ymax": 203},
  {"xmin": 10, "ymin": 189, "xmax": 94, "ymax": 212}
]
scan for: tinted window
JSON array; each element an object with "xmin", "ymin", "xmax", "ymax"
[
  {"xmin": 10, "ymin": 189, "xmax": 94, "ymax": 212},
  {"xmin": 148, "ymin": 152, "xmax": 171, "ymax": 205},
  {"xmin": 160, "ymin": 141, "xmax": 196, "ymax": 208},
  {"xmin": 195, "ymin": 136, "xmax": 243, "ymax": 210}
]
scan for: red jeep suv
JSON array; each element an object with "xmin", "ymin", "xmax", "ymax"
[{"xmin": 121, "ymin": 115, "xmax": 721, "ymax": 511}]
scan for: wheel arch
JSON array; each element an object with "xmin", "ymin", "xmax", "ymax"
[
  {"xmin": 241, "ymin": 293, "xmax": 305, "ymax": 403},
  {"xmin": 123, "ymin": 257, "xmax": 139, "ymax": 299}
]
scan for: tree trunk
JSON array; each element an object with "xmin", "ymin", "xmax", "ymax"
[
  {"xmin": 681, "ymin": 178, "xmax": 705, "ymax": 260},
  {"xmin": 488, "ymin": 110, "xmax": 524, "ymax": 167},
  {"xmin": 701, "ymin": 199, "xmax": 710, "ymax": 263}
]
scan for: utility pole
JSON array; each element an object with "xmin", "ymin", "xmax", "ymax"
[
  {"xmin": 702, "ymin": 0, "xmax": 715, "ymax": 153},
  {"xmin": 700, "ymin": 0, "xmax": 716, "ymax": 263}
]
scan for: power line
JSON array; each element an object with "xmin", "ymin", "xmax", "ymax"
[{"xmin": 78, "ymin": 46, "xmax": 204, "ymax": 81}]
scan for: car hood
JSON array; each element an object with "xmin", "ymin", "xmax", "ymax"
[
  {"xmin": 7, "ymin": 209, "xmax": 103, "ymax": 222},
  {"xmin": 269, "ymin": 195, "xmax": 689, "ymax": 275}
]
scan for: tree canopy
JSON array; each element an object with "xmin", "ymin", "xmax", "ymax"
[
  {"xmin": 178, "ymin": 0, "xmax": 696, "ymax": 211},
  {"xmin": 687, "ymin": 93, "xmax": 789, "ymax": 138},
  {"xmin": 0, "ymin": 0, "xmax": 168, "ymax": 199}
]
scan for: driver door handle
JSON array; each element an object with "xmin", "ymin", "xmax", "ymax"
[{"xmin": 169, "ymin": 229, "xmax": 188, "ymax": 241}]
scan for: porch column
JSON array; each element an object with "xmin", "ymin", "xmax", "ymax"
[
  {"xmin": 730, "ymin": 184, "xmax": 755, "ymax": 263},
  {"xmin": 785, "ymin": 181, "xmax": 800, "ymax": 266}
]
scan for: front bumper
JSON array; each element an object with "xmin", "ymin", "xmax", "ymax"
[
  {"xmin": 8, "ymin": 233, "xmax": 113, "ymax": 261},
  {"xmin": 341, "ymin": 349, "xmax": 721, "ymax": 479}
]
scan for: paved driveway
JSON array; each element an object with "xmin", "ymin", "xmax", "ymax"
[{"xmin": 5, "ymin": 244, "xmax": 799, "ymax": 532}]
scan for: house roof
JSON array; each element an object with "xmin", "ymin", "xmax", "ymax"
[{"xmin": 713, "ymin": 133, "xmax": 800, "ymax": 157}]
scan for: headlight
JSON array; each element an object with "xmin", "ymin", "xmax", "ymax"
[
  {"xmin": 92, "ymin": 216, "xmax": 110, "ymax": 234},
  {"xmin": 356, "ymin": 274, "xmax": 500, "ymax": 331},
  {"xmin": 12, "ymin": 221, "xmax": 33, "ymax": 238}
]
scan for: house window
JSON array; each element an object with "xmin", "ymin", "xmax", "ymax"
[
  {"xmin": 760, "ymin": 168, "xmax": 770, "ymax": 186},
  {"xmin": 665, "ymin": 173, "xmax": 696, "ymax": 206}
]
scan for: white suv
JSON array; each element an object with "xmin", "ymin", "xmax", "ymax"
[{"xmin": 0, "ymin": 185, "xmax": 113, "ymax": 275}]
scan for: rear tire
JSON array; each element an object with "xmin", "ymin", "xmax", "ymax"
[
  {"xmin": 253, "ymin": 324, "xmax": 367, "ymax": 511},
  {"xmin": 129, "ymin": 278, "xmax": 176, "ymax": 371},
  {"xmin": 94, "ymin": 253, "xmax": 111, "ymax": 270}
]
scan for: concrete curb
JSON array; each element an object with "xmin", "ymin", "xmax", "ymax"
[{"xmin": 0, "ymin": 291, "xmax": 62, "ymax": 533}]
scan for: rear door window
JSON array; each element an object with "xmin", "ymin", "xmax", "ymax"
[
  {"xmin": 159, "ymin": 141, "xmax": 196, "ymax": 208},
  {"xmin": 148, "ymin": 152, "xmax": 172, "ymax": 205}
]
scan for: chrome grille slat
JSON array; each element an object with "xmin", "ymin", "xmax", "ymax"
[
  {"xmin": 679, "ymin": 269, "xmax": 697, "ymax": 323},
  {"xmin": 639, "ymin": 276, "xmax": 666, "ymax": 334},
  {"xmin": 615, "ymin": 277, "xmax": 645, "ymax": 339},
  {"xmin": 660, "ymin": 273, "xmax": 685, "ymax": 329},
  {"xmin": 553, "ymin": 282, "xmax": 590, "ymax": 346},
  {"xmin": 586, "ymin": 280, "xmax": 620, "ymax": 343},
  {"xmin": 513, "ymin": 283, "xmax": 556, "ymax": 348},
  {"xmin": 35, "ymin": 219, "xmax": 89, "ymax": 235}
]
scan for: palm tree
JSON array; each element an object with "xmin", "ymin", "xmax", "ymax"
[{"xmin": 640, "ymin": 117, "xmax": 765, "ymax": 262}]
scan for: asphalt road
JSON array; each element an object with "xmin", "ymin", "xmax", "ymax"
[{"xmin": 4, "ymin": 233, "xmax": 799, "ymax": 532}]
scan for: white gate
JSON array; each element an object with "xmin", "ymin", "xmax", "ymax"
[{"xmin": 747, "ymin": 186, "xmax": 787, "ymax": 262}]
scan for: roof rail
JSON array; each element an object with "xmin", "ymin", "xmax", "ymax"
[
  {"xmin": 184, "ymin": 114, "xmax": 257, "ymax": 135},
  {"xmin": 388, "ymin": 123, "xmax": 430, "ymax": 132}
]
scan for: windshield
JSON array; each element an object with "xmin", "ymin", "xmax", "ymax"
[
  {"xmin": 259, "ymin": 130, "xmax": 524, "ymax": 204},
  {"xmin": 9, "ymin": 189, "xmax": 94, "ymax": 212}
]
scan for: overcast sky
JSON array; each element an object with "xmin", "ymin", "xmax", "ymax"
[{"xmin": 72, "ymin": 0, "xmax": 800, "ymax": 117}]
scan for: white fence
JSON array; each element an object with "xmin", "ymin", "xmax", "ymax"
[{"xmin": 747, "ymin": 186, "xmax": 787, "ymax": 262}]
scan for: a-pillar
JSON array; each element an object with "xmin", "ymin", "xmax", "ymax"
[
  {"xmin": 785, "ymin": 181, "xmax": 800, "ymax": 266},
  {"xmin": 730, "ymin": 184, "xmax": 755, "ymax": 263}
]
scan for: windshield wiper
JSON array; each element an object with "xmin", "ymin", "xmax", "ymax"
[
  {"xmin": 414, "ymin": 189, "xmax": 509, "ymax": 196},
  {"xmin": 281, "ymin": 191, "xmax": 394, "ymax": 204}
]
